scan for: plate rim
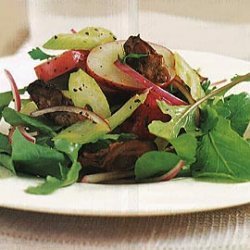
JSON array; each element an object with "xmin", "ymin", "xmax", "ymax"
[{"xmin": 0, "ymin": 49, "xmax": 250, "ymax": 216}]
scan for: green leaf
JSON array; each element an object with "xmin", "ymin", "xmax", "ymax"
[
  {"xmin": 26, "ymin": 161, "xmax": 81, "ymax": 195},
  {"xmin": 135, "ymin": 151, "xmax": 181, "ymax": 180},
  {"xmin": 0, "ymin": 166, "xmax": 14, "ymax": 179},
  {"xmin": 148, "ymin": 101, "xmax": 196, "ymax": 140},
  {"xmin": 121, "ymin": 53, "xmax": 148, "ymax": 64},
  {"xmin": 12, "ymin": 129, "xmax": 66, "ymax": 178},
  {"xmin": 62, "ymin": 161, "xmax": 81, "ymax": 186},
  {"xmin": 0, "ymin": 154, "xmax": 15, "ymax": 174},
  {"xmin": 193, "ymin": 116, "xmax": 250, "ymax": 181},
  {"xmin": 26, "ymin": 140, "xmax": 82, "ymax": 195},
  {"xmin": 43, "ymin": 27, "xmax": 116, "ymax": 50},
  {"xmin": 54, "ymin": 139, "xmax": 81, "ymax": 161},
  {"xmin": 214, "ymin": 93, "xmax": 250, "ymax": 136},
  {"xmin": 201, "ymin": 79, "xmax": 211, "ymax": 94},
  {"xmin": 28, "ymin": 47, "xmax": 55, "ymax": 60},
  {"xmin": 200, "ymin": 106, "xmax": 219, "ymax": 133},
  {"xmin": 3, "ymin": 107, "xmax": 56, "ymax": 135},
  {"xmin": 170, "ymin": 133, "xmax": 197, "ymax": 165},
  {"xmin": 69, "ymin": 69, "xmax": 110, "ymax": 117},
  {"xmin": 174, "ymin": 52, "xmax": 205, "ymax": 100},
  {"xmin": 149, "ymin": 73, "xmax": 250, "ymax": 141},
  {"xmin": 26, "ymin": 176, "xmax": 62, "ymax": 195},
  {"xmin": 0, "ymin": 88, "xmax": 26, "ymax": 120},
  {"xmin": 0, "ymin": 133, "xmax": 11, "ymax": 154}
]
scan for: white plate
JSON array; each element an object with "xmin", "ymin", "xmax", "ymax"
[{"xmin": 0, "ymin": 50, "xmax": 250, "ymax": 216}]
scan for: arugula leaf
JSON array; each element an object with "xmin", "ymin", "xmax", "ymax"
[
  {"xmin": 0, "ymin": 154, "xmax": 15, "ymax": 174},
  {"xmin": 61, "ymin": 161, "xmax": 81, "ymax": 186},
  {"xmin": 148, "ymin": 101, "xmax": 196, "ymax": 140},
  {"xmin": 0, "ymin": 88, "xmax": 26, "ymax": 119},
  {"xmin": 26, "ymin": 139, "xmax": 82, "ymax": 195},
  {"xmin": 200, "ymin": 106, "xmax": 219, "ymax": 133},
  {"xmin": 54, "ymin": 139, "xmax": 81, "ymax": 161},
  {"xmin": 149, "ymin": 73, "xmax": 250, "ymax": 140},
  {"xmin": 201, "ymin": 79, "xmax": 211, "ymax": 93},
  {"xmin": 193, "ymin": 116, "xmax": 250, "ymax": 181},
  {"xmin": 121, "ymin": 53, "xmax": 148, "ymax": 64},
  {"xmin": 142, "ymin": 133, "xmax": 197, "ymax": 178},
  {"xmin": 3, "ymin": 107, "xmax": 56, "ymax": 135},
  {"xmin": 26, "ymin": 176, "xmax": 62, "ymax": 195},
  {"xmin": 0, "ymin": 133, "xmax": 11, "ymax": 154},
  {"xmin": 0, "ymin": 166, "xmax": 14, "ymax": 179},
  {"xmin": 54, "ymin": 140, "xmax": 82, "ymax": 186},
  {"xmin": 28, "ymin": 47, "xmax": 55, "ymax": 60},
  {"xmin": 12, "ymin": 129, "xmax": 66, "ymax": 178},
  {"xmin": 170, "ymin": 133, "xmax": 197, "ymax": 165},
  {"xmin": 214, "ymin": 93, "xmax": 250, "ymax": 136},
  {"xmin": 135, "ymin": 151, "xmax": 181, "ymax": 180}
]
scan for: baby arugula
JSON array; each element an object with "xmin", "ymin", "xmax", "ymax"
[
  {"xmin": 26, "ymin": 139, "xmax": 82, "ymax": 195},
  {"xmin": 193, "ymin": 108, "xmax": 250, "ymax": 181},
  {"xmin": 135, "ymin": 73, "xmax": 250, "ymax": 181},
  {"xmin": 0, "ymin": 71, "xmax": 249, "ymax": 194}
]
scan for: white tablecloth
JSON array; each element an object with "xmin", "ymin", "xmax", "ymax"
[{"xmin": 0, "ymin": 204, "xmax": 249, "ymax": 250}]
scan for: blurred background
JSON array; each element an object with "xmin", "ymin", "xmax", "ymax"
[{"xmin": 0, "ymin": 0, "xmax": 250, "ymax": 60}]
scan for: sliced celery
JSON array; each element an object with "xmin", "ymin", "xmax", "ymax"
[
  {"xmin": 174, "ymin": 53, "xmax": 205, "ymax": 100},
  {"xmin": 69, "ymin": 69, "xmax": 110, "ymax": 118},
  {"xmin": 54, "ymin": 91, "xmax": 148, "ymax": 144},
  {"xmin": 43, "ymin": 27, "xmax": 116, "ymax": 50}
]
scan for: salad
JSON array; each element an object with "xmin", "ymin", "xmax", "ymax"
[{"xmin": 0, "ymin": 27, "xmax": 250, "ymax": 195}]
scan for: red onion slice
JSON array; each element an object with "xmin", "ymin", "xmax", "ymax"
[
  {"xmin": 18, "ymin": 126, "xmax": 36, "ymax": 143},
  {"xmin": 147, "ymin": 160, "xmax": 185, "ymax": 182},
  {"xmin": 70, "ymin": 28, "xmax": 77, "ymax": 34},
  {"xmin": 4, "ymin": 69, "xmax": 21, "ymax": 111},
  {"xmin": 114, "ymin": 60, "xmax": 187, "ymax": 105},
  {"xmin": 8, "ymin": 126, "xmax": 36, "ymax": 144},
  {"xmin": 30, "ymin": 105, "xmax": 110, "ymax": 128},
  {"xmin": 82, "ymin": 170, "xmax": 134, "ymax": 183}
]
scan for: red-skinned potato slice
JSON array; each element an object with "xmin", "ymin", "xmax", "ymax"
[
  {"xmin": 86, "ymin": 40, "xmax": 175, "ymax": 91},
  {"xmin": 35, "ymin": 50, "xmax": 89, "ymax": 82}
]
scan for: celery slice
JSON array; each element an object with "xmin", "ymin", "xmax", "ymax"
[
  {"xmin": 43, "ymin": 27, "xmax": 116, "ymax": 50},
  {"xmin": 54, "ymin": 91, "xmax": 148, "ymax": 144},
  {"xmin": 174, "ymin": 53, "xmax": 205, "ymax": 100},
  {"xmin": 69, "ymin": 69, "xmax": 111, "ymax": 118}
]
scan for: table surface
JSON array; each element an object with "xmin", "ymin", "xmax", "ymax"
[{"xmin": 0, "ymin": 204, "xmax": 249, "ymax": 250}]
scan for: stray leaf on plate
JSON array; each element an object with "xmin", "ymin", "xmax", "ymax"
[{"xmin": 28, "ymin": 47, "xmax": 55, "ymax": 60}]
